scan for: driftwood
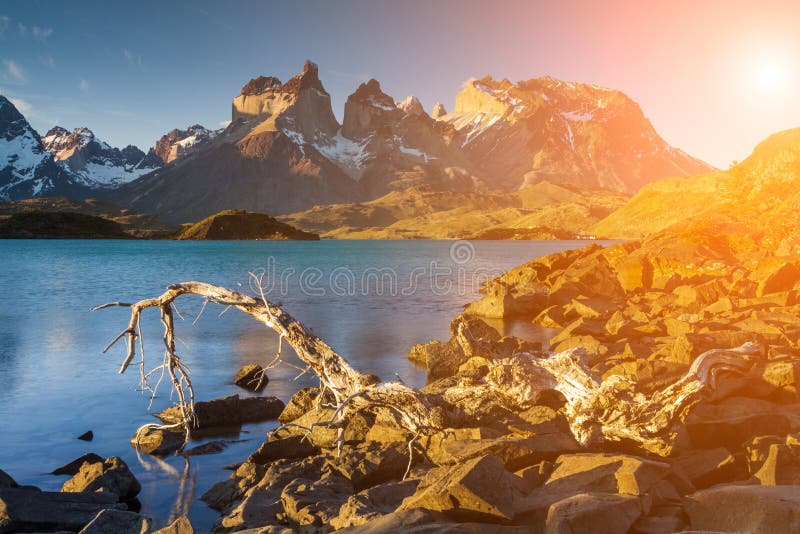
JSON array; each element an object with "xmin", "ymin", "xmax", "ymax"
[{"xmin": 96, "ymin": 280, "xmax": 763, "ymax": 457}]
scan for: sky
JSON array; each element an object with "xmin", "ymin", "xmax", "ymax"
[{"xmin": 1, "ymin": 0, "xmax": 799, "ymax": 168}]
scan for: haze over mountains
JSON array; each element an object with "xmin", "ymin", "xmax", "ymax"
[{"xmin": 1, "ymin": 60, "xmax": 714, "ymax": 228}]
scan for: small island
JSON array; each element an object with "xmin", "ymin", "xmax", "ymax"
[{"xmin": 177, "ymin": 209, "xmax": 320, "ymax": 240}]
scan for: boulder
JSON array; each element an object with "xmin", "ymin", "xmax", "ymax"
[
  {"xmin": 336, "ymin": 507, "xmax": 530, "ymax": 533},
  {"xmin": 248, "ymin": 435, "xmax": 320, "ymax": 465},
  {"xmin": 278, "ymin": 386, "xmax": 327, "ymax": 423},
  {"xmin": 52, "ymin": 453, "xmax": 104, "ymax": 475},
  {"xmin": 78, "ymin": 509, "xmax": 149, "ymax": 534},
  {"xmin": 61, "ymin": 457, "xmax": 141, "ymax": 502},
  {"xmin": 425, "ymin": 434, "xmax": 581, "ymax": 471},
  {"xmin": 407, "ymin": 338, "xmax": 467, "ymax": 380},
  {"xmin": 234, "ymin": 364, "xmax": 268, "ymax": 392},
  {"xmin": 544, "ymin": 453, "xmax": 672, "ymax": 497},
  {"xmin": 331, "ymin": 479, "xmax": 420, "ymax": 529},
  {"xmin": 400, "ymin": 454, "xmax": 526, "ymax": 523},
  {"xmin": 218, "ymin": 485, "xmax": 285, "ymax": 531},
  {"xmin": 751, "ymin": 437, "xmax": 800, "ymax": 485},
  {"xmin": 77, "ymin": 430, "xmax": 94, "ymax": 442},
  {"xmin": 671, "ymin": 448, "xmax": 738, "ymax": 489},
  {"xmin": 685, "ymin": 397, "xmax": 800, "ymax": 450},
  {"xmin": 152, "ymin": 515, "xmax": 194, "ymax": 534},
  {"xmin": 0, "ymin": 486, "xmax": 123, "ymax": 533},
  {"xmin": 156, "ymin": 394, "xmax": 285, "ymax": 428},
  {"xmin": 544, "ymin": 493, "xmax": 646, "ymax": 534},
  {"xmin": 684, "ymin": 484, "xmax": 800, "ymax": 534},
  {"xmin": 281, "ymin": 474, "xmax": 353, "ymax": 526},
  {"xmin": 130, "ymin": 427, "xmax": 184, "ymax": 456},
  {"xmin": 239, "ymin": 396, "xmax": 285, "ymax": 423},
  {"xmin": 325, "ymin": 441, "xmax": 411, "ymax": 491}
]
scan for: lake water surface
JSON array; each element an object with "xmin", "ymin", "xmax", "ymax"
[{"xmin": 0, "ymin": 239, "xmax": 609, "ymax": 531}]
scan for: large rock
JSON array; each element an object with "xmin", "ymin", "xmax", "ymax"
[
  {"xmin": 61, "ymin": 456, "xmax": 141, "ymax": 502},
  {"xmin": 749, "ymin": 435, "xmax": 800, "ymax": 485},
  {"xmin": 234, "ymin": 364, "xmax": 268, "ymax": 393},
  {"xmin": 544, "ymin": 493, "xmax": 646, "ymax": 534},
  {"xmin": 326, "ymin": 442, "xmax": 411, "ymax": 492},
  {"xmin": 684, "ymin": 484, "xmax": 800, "ymax": 533},
  {"xmin": 424, "ymin": 434, "xmax": 581, "ymax": 471},
  {"xmin": 336, "ymin": 507, "xmax": 530, "ymax": 533},
  {"xmin": 281, "ymin": 474, "xmax": 353, "ymax": 527},
  {"xmin": 218, "ymin": 485, "xmax": 285, "ymax": 531},
  {"xmin": 685, "ymin": 397, "xmax": 800, "ymax": 450},
  {"xmin": 543, "ymin": 453, "xmax": 673, "ymax": 497},
  {"xmin": 0, "ymin": 486, "xmax": 124, "ymax": 534},
  {"xmin": 400, "ymin": 454, "xmax": 527, "ymax": 523},
  {"xmin": 52, "ymin": 453, "xmax": 104, "ymax": 475},
  {"xmin": 248, "ymin": 435, "xmax": 320, "ymax": 465},
  {"xmin": 78, "ymin": 509, "xmax": 149, "ymax": 534},
  {"xmin": 152, "ymin": 515, "xmax": 194, "ymax": 534},
  {"xmin": 671, "ymin": 447, "xmax": 738, "ymax": 489},
  {"xmin": 331, "ymin": 479, "xmax": 420, "ymax": 529},
  {"xmin": 130, "ymin": 427, "xmax": 184, "ymax": 456},
  {"xmin": 278, "ymin": 386, "xmax": 328, "ymax": 423},
  {"xmin": 155, "ymin": 394, "xmax": 284, "ymax": 428}
]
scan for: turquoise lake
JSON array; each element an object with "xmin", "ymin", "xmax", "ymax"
[{"xmin": 0, "ymin": 239, "xmax": 610, "ymax": 531}]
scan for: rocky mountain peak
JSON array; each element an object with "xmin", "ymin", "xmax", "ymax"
[
  {"xmin": 0, "ymin": 96, "xmax": 40, "ymax": 141},
  {"xmin": 240, "ymin": 76, "xmax": 283, "ymax": 96},
  {"xmin": 431, "ymin": 102, "xmax": 447, "ymax": 119},
  {"xmin": 397, "ymin": 95, "xmax": 425, "ymax": 116},
  {"xmin": 282, "ymin": 60, "xmax": 324, "ymax": 94},
  {"xmin": 152, "ymin": 124, "xmax": 218, "ymax": 164}
]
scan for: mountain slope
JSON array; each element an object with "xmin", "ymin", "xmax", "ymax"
[
  {"xmin": 281, "ymin": 181, "xmax": 628, "ymax": 239},
  {"xmin": 440, "ymin": 76, "xmax": 714, "ymax": 192},
  {"xmin": 0, "ymin": 96, "xmax": 94, "ymax": 199},
  {"xmin": 593, "ymin": 128, "xmax": 800, "ymax": 243}
]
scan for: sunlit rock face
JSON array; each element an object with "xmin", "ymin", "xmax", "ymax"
[
  {"xmin": 151, "ymin": 124, "xmax": 219, "ymax": 164},
  {"xmin": 442, "ymin": 76, "xmax": 715, "ymax": 192}
]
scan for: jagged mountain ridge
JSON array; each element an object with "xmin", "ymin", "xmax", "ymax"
[
  {"xmin": 0, "ymin": 96, "xmax": 94, "ymax": 199},
  {"xmin": 3, "ymin": 61, "xmax": 713, "ymax": 225},
  {"xmin": 42, "ymin": 126, "xmax": 161, "ymax": 187}
]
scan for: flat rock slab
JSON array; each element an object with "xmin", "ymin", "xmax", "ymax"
[
  {"xmin": 0, "ymin": 487, "xmax": 124, "ymax": 534},
  {"xmin": 684, "ymin": 484, "xmax": 800, "ymax": 534}
]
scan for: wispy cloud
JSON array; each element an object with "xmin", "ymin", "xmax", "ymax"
[
  {"xmin": 9, "ymin": 97, "xmax": 31, "ymax": 114},
  {"xmin": 0, "ymin": 16, "xmax": 9, "ymax": 34},
  {"xmin": 17, "ymin": 22, "xmax": 26, "ymax": 37},
  {"xmin": 79, "ymin": 78, "xmax": 90, "ymax": 92},
  {"xmin": 39, "ymin": 55, "xmax": 55, "ymax": 68},
  {"xmin": 2, "ymin": 60, "xmax": 26, "ymax": 84},
  {"xmin": 31, "ymin": 26, "xmax": 53, "ymax": 41},
  {"xmin": 123, "ymin": 48, "xmax": 143, "ymax": 68}
]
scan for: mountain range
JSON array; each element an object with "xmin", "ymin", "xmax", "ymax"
[{"xmin": 1, "ymin": 60, "xmax": 714, "ymax": 229}]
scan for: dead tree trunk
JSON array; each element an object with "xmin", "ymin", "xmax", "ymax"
[{"xmin": 96, "ymin": 281, "xmax": 762, "ymax": 457}]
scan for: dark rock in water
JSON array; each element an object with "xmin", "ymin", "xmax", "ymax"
[
  {"xmin": 239, "ymin": 396, "xmax": 285, "ymax": 423},
  {"xmin": 152, "ymin": 515, "xmax": 194, "ymax": 534},
  {"xmin": 61, "ymin": 456, "xmax": 141, "ymax": 502},
  {"xmin": 0, "ymin": 469, "xmax": 18, "ymax": 488},
  {"xmin": 130, "ymin": 427, "xmax": 184, "ymax": 456},
  {"xmin": 52, "ymin": 453, "xmax": 104, "ymax": 476},
  {"xmin": 0, "ymin": 486, "xmax": 123, "ymax": 533},
  {"xmin": 77, "ymin": 430, "xmax": 94, "ymax": 442},
  {"xmin": 181, "ymin": 440, "xmax": 228, "ymax": 457},
  {"xmin": 156, "ymin": 394, "xmax": 285, "ymax": 428},
  {"xmin": 78, "ymin": 508, "xmax": 149, "ymax": 534},
  {"xmin": 234, "ymin": 363, "xmax": 268, "ymax": 392}
]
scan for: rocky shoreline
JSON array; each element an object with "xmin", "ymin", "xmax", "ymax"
[{"xmin": 4, "ymin": 213, "xmax": 800, "ymax": 532}]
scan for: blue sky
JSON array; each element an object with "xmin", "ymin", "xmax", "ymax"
[{"xmin": 1, "ymin": 0, "xmax": 799, "ymax": 167}]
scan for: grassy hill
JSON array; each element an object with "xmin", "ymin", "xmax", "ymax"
[
  {"xmin": 178, "ymin": 210, "xmax": 319, "ymax": 240},
  {"xmin": 281, "ymin": 182, "xmax": 628, "ymax": 239}
]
